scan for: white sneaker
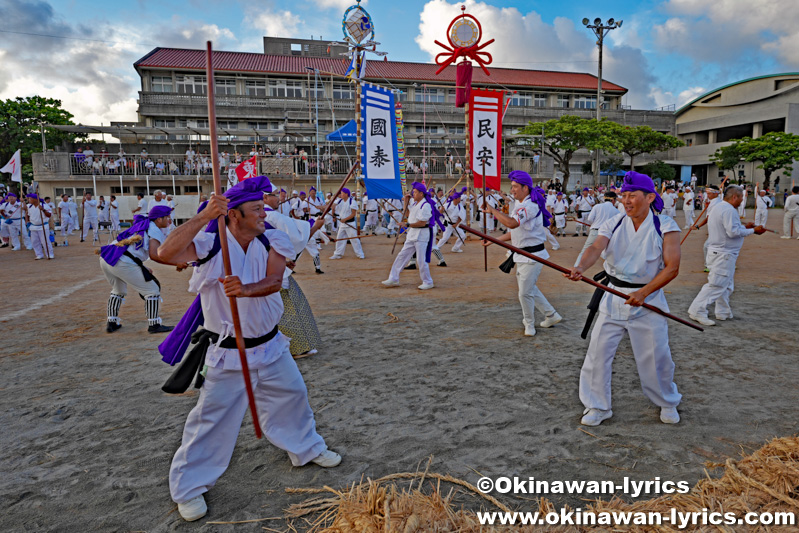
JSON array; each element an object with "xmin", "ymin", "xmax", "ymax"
[
  {"xmin": 581, "ymin": 408, "xmax": 612, "ymax": 426},
  {"xmin": 660, "ymin": 407, "xmax": 680, "ymax": 424},
  {"xmin": 781, "ymin": 235, "xmax": 791, "ymax": 239},
  {"xmin": 524, "ymin": 326, "xmax": 536, "ymax": 336},
  {"xmin": 715, "ymin": 314, "xmax": 732, "ymax": 321},
  {"xmin": 689, "ymin": 314, "xmax": 715, "ymax": 326},
  {"xmin": 418, "ymin": 283, "xmax": 434, "ymax": 290},
  {"xmin": 381, "ymin": 279, "xmax": 399, "ymax": 287},
  {"xmin": 552, "ymin": 245, "xmax": 560, "ymax": 250},
  {"xmin": 329, "ymin": 255, "xmax": 343, "ymax": 260},
  {"xmin": 539, "ymin": 312, "xmax": 562, "ymax": 328},
  {"xmin": 35, "ymin": 256, "xmax": 43, "ymax": 260},
  {"xmin": 177, "ymin": 495, "xmax": 207, "ymax": 521},
  {"xmin": 452, "ymin": 249, "xmax": 464, "ymax": 253},
  {"xmin": 311, "ymin": 449, "xmax": 342, "ymax": 468},
  {"xmin": 357, "ymin": 255, "xmax": 365, "ymax": 259}
]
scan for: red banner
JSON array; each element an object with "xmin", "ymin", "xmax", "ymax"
[
  {"xmin": 469, "ymin": 89, "xmax": 502, "ymax": 190},
  {"xmin": 235, "ymin": 155, "xmax": 257, "ymax": 181}
]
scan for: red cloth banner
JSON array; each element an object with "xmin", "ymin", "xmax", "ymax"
[
  {"xmin": 455, "ymin": 61, "xmax": 472, "ymax": 108},
  {"xmin": 469, "ymin": 88, "xmax": 503, "ymax": 190},
  {"xmin": 235, "ymin": 155, "xmax": 257, "ymax": 181}
]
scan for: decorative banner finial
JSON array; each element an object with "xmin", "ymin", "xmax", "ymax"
[{"xmin": 434, "ymin": 7, "xmax": 494, "ymax": 76}]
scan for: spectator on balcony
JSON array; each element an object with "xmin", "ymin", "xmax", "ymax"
[
  {"xmin": 145, "ymin": 158, "xmax": 155, "ymax": 174},
  {"xmin": 74, "ymin": 147, "xmax": 86, "ymax": 171},
  {"xmin": 169, "ymin": 160, "xmax": 179, "ymax": 175},
  {"xmin": 99, "ymin": 147, "xmax": 108, "ymax": 159},
  {"xmin": 445, "ymin": 150, "xmax": 453, "ymax": 176},
  {"xmin": 156, "ymin": 160, "xmax": 165, "ymax": 175},
  {"xmin": 92, "ymin": 159, "xmax": 103, "ymax": 175},
  {"xmin": 234, "ymin": 151, "xmax": 242, "ymax": 164},
  {"xmin": 84, "ymin": 145, "xmax": 95, "ymax": 161},
  {"xmin": 265, "ymin": 147, "xmax": 272, "ymax": 156},
  {"xmin": 141, "ymin": 148, "xmax": 148, "ymax": 159},
  {"xmin": 106, "ymin": 158, "xmax": 118, "ymax": 174},
  {"xmin": 118, "ymin": 148, "xmax": 127, "ymax": 168}
]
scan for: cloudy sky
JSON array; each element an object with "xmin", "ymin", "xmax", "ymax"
[{"xmin": 1, "ymin": 0, "xmax": 798, "ymax": 126}]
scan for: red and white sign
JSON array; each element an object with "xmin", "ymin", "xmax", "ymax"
[
  {"xmin": 0, "ymin": 149, "xmax": 22, "ymax": 183},
  {"xmin": 234, "ymin": 155, "xmax": 257, "ymax": 182},
  {"xmin": 469, "ymin": 89, "xmax": 502, "ymax": 190}
]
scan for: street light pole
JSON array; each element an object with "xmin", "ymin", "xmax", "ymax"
[{"xmin": 582, "ymin": 17, "xmax": 622, "ymax": 187}]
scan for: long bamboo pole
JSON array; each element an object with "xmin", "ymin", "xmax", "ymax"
[
  {"xmin": 481, "ymin": 159, "xmax": 487, "ymax": 272},
  {"xmin": 461, "ymin": 224, "xmax": 703, "ymax": 332},
  {"xmin": 205, "ymin": 41, "xmax": 263, "ymax": 439},
  {"xmin": 679, "ymin": 201, "xmax": 709, "ymax": 246}
]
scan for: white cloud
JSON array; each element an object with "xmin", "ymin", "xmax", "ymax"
[
  {"xmin": 649, "ymin": 86, "xmax": 706, "ymax": 110},
  {"xmin": 251, "ymin": 9, "xmax": 303, "ymax": 38},
  {"xmin": 311, "ymin": 0, "xmax": 368, "ymax": 10},
  {"xmin": 415, "ymin": 0, "xmax": 659, "ymax": 109}
]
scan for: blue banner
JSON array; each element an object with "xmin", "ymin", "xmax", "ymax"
[{"xmin": 361, "ymin": 83, "xmax": 403, "ymax": 199}]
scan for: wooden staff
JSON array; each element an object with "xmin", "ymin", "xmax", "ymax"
[
  {"xmin": 481, "ymin": 159, "xmax": 487, "ymax": 272},
  {"xmin": 680, "ymin": 201, "xmax": 709, "ymax": 245},
  {"xmin": 460, "ymin": 223, "xmax": 704, "ymax": 333},
  {"xmin": 432, "ymin": 193, "xmax": 466, "ymax": 247},
  {"xmin": 317, "ymin": 162, "xmax": 360, "ymax": 223},
  {"xmin": 205, "ymin": 42, "xmax": 263, "ymax": 439}
]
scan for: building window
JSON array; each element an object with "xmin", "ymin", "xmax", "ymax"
[
  {"xmin": 556, "ymin": 95, "xmax": 570, "ymax": 108},
  {"xmin": 154, "ymin": 119, "xmax": 176, "ymax": 128},
  {"xmin": 447, "ymin": 89, "xmax": 457, "ymax": 104},
  {"xmin": 245, "ymin": 80, "xmax": 266, "ymax": 96},
  {"xmin": 269, "ymin": 79, "xmax": 303, "ymax": 98},
  {"xmin": 218, "ymin": 121, "xmax": 238, "ymax": 130},
  {"xmin": 248, "ymin": 122, "xmax": 271, "ymax": 130},
  {"xmin": 332, "ymin": 83, "xmax": 354, "ymax": 100},
  {"xmin": 110, "ymin": 186, "xmax": 131, "ymax": 194},
  {"xmin": 415, "ymin": 87, "xmax": 445, "ymax": 103},
  {"xmin": 178, "ymin": 119, "xmax": 209, "ymax": 128},
  {"xmin": 215, "ymin": 79, "xmax": 236, "ymax": 95},
  {"xmin": 152, "ymin": 76, "xmax": 172, "ymax": 93},
  {"xmin": 574, "ymin": 95, "xmax": 597, "ymax": 109},
  {"xmin": 534, "ymin": 93, "xmax": 547, "ymax": 107},
  {"xmin": 510, "ymin": 92, "xmax": 532, "ymax": 107},
  {"xmin": 176, "ymin": 75, "xmax": 207, "ymax": 95},
  {"xmin": 307, "ymin": 81, "xmax": 324, "ymax": 99}
]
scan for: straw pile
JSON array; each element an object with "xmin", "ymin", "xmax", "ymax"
[{"xmin": 285, "ymin": 436, "xmax": 799, "ymax": 532}]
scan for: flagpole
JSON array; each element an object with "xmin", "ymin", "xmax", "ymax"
[
  {"xmin": 355, "ymin": 50, "xmax": 362, "ymax": 236},
  {"xmin": 205, "ymin": 41, "xmax": 263, "ymax": 440},
  {"xmin": 482, "ymin": 158, "xmax": 487, "ymax": 272}
]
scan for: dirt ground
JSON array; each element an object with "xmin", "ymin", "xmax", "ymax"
[{"xmin": 1, "ymin": 208, "xmax": 798, "ymax": 532}]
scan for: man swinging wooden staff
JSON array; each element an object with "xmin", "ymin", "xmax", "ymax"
[{"xmin": 156, "ymin": 42, "xmax": 342, "ymax": 523}]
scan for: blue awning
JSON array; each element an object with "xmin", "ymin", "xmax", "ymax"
[
  {"xmin": 326, "ymin": 120, "xmax": 357, "ymax": 143},
  {"xmin": 599, "ymin": 169, "xmax": 626, "ymax": 176}
]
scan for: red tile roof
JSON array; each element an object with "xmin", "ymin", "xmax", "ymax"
[{"xmin": 135, "ymin": 48, "xmax": 626, "ymax": 93}]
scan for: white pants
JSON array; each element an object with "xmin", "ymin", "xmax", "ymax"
[
  {"xmin": 554, "ymin": 213, "xmax": 567, "ymax": 231},
  {"xmin": 688, "ymin": 250, "xmax": 736, "ymax": 319},
  {"xmin": 546, "ymin": 231, "xmax": 559, "ymax": 249},
  {"xmin": 574, "ymin": 228, "xmax": 599, "ymax": 266},
  {"xmin": 683, "ymin": 209, "xmax": 694, "ymax": 228},
  {"xmin": 333, "ymin": 225, "xmax": 364, "ymax": 258},
  {"xmin": 5, "ymin": 220, "xmax": 21, "ymax": 249},
  {"xmin": 31, "ymin": 225, "xmax": 53, "ymax": 258},
  {"xmin": 82, "ymin": 216, "xmax": 99, "ymax": 241},
  {"xmin": 580, "ymin": 311, "xmax": 681, "ymax": 411},
  {"xmin": 304, "ymin": 240, "xmax": 319, "ymax": 259},
  {"xmin": 169, "ymin": 349, "xmax": 327, "ymax": 504},
  {"xmin": 783, "ymin": 211, "xmax": 799, "ymax": 236},
  {"xmin": 480, "ymin": 213, "xmax": 494, "ymax": 232},
  {"xmin": 754, "ymin": 209, "xmax": 768, "ymax": 227},
  {"xmin": 664, "ymin": 208, "xmax": 677, "ymax": 220},
  {"xmin": 110, "ymin": 215, "xmax": 120, "ymax": 233},
  {"xmin": 575, "ymin": 212, "xmax": 589, "ymax": 235},
  {"xmin": 364, "ymin": 211, "xmax": 379, "ymax": 231},
  {"xmin": 387, "ymin": 212, "xmax": 400, "ymax": 234},
  {"xmin": 68, "ymin": 214, "xmax": 79, "ymax": 232},
  {"xmin": 100, "ymin": 256, "xmax": 161, "ymax": 299},
  {"xmin": 703, "ymin": 238, "xmax": 710, "ymax": 268},
  {"xmin": 389, "ymin": 239, "xmax": 433, "ymax": 286},
  {"xmin": 437, "ymin": 224, "xmax": 465, "ymax": 252},
  {"xmin": 61, "ymin": 214, "xmax": 72, "ymax": 236},
  {"xmin": 516, "ymin": 262, "xmax": 556, "ymax": 329}
]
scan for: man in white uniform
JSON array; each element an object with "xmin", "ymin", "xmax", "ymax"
[
  {"xmin": 567, "ymin": 171, "xmax": 682, "ymax": 426},
  {"xmin": 573, "ymin": 188, "xmax": 593, "ymax": 237},
  {"xmin": 682, "ymin": 186, "xmax": 695, "ymax": 228},
  {"xmin": 662, "ymin": 186, "xmax": 678, "ymax": 219},
  {"xmin": 68, "ymin": 195, "xmax": 79, "ymax": 234},
  {"xmin": 550, "ymin": 192, "xmax": 569, "ymax": 237},
  {"xmin": 575, "ymin": 191, "xmax": 620, "ymax": 266},
  {"xmin": 58, "ymin": 194, "xmax": 71, "ymax": 246},
  {"xmin": 782, "ymin": 186, "xmax": 799, "ymax": 238},
  {"xmin": 754, "ymin": 185, "xmax": 772, "ymax": 227},
  {"xmin": 26, "ymin": 194, "xmax": 54, "ymax": 259},
  {"xmin": 362, "ymin": 193, "xmax": 379, "ymax": 234},
  {"xmin": 99, "ymin": 205, "xmax": 175, "ymax": 333},
  {"xmin": 277, "ymin": 189, "xmax": 292, "ymax": 217},
  {"xmin": 133, "ymin": 193, "xmax": 147, "ymax": 217},
  {"xmin": 384, "ymin": 198, "xmax": 403, "ymax": 237},
  {"xmin": 436, "ymin": 192, "xmax": 466, "ymax": 253},
  {"xmin": 737, "ymin": 187, "xmax": 748, "ymax": 218},
  {"xmin": 81, "ymin": 192, "xmax": 99, "ymax": 243},
  {"xmin": 2, "ymin": 193, "xmax": 25, "ymax": 250},
  {"xmin": 148, "ymin": 190, "xmax": 170, "ymax": 214},
  {"xmin": 482, "ymin": 171, "xmax": 561, "ymax": 337},
  {"xmin": 476, "ymin": 189, "xmax": 498, "ymax": 233},
  {"xmin": 688, "ymin": 186, "xmax": 766, "ymax": 325},
  {"xmin": 691, "ymin": 185, "xmax": 722, "ymax": 270},
  {"xmin": 382, "ymin": 182, "xmax": 443, "ymax": 289},
  {"xmin": 156, "ymin": 178, "xmax": 340, "ymax": 522},
  {"xmin": 330, "ymin": 188, "xmax": 364, "ymax": 259},
  {"xmin": 109, "ymin": 195, "xmax": 121, "ymax": 233}
]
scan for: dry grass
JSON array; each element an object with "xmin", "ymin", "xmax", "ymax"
[{"xmin": 282, "ymin": 436, "xmax": 799, "ymax": 532}]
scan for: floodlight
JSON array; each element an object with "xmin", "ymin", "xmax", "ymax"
[
  {"xmin": 582, "ymin": 18, "xmax": 589, "ymax": 25},
  {"xmin": 617, "ymin": 20, "xmax": 623, "ymax": 27},
  {"xmin": 607, "ymin": 18, "xmax": 615, "ymax": 26},
  {"xmin": 594, "ymin": 17, "xmax": 601, "ymax": 25}
]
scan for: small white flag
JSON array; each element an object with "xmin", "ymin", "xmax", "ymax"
[{"xmin": 0, "ymin": 149, "xmax": 22, "ymax": 183}]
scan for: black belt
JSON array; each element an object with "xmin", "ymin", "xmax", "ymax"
[
  {"xmin": 554, "ymin": 211, "xmax": 565, "ymax": 215},
  {"xmin": 581, "ymin": 271, "xmax": 647, "ymax": 339},
  {"xmin": 498, "ymin": 244, "xmax": 546, "ymax": 274},
  {"xmin": 366, "ymin": 209, "xmax": 377, "ymax": 212},
  {"xmin": 161, "ymin": 325, "xmax": 279, "ymax": 394}
]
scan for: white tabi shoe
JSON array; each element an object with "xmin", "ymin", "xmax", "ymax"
[
  {"xmin": 689, "ymin": 314, "xmax": 715, "ymax": 326},
  {"xmin": 418, "ymin": 283, "xmax": 434, "ymax": 290},
  {"xmin": 311, "ymin": 449, "xmax": 342, "ymax": 468},
  {"xmin": 660, "ymin": 407, "xmax": 680, "ymax": 424},
  {"xmin": 381, "ymin": 279, "xmax": 400, "ymax": 287},
  {"xmin": 177, "ymin": 495, "xmax": 207, "ymax": 521},
  {"xmin": 714, "ymin": 314, "xmax": 732, "ymax": 321},
  {"xmin": 780, "ymin": 235, "xmax": 791, "ymax": 239},
  {"xmin": 581, "ymin": 408, "xmax": 612, "ymax": 426},
  {"xmin": 524, "ymin": 326, "xmax": 536, "ymax": 337},
  {"xmin": 539, "ymin": 312, "xmax": 562, "ymax": 328},
  {"xmin": 329, "ymin": 255, "xmax": 343, "ymax": 260}
]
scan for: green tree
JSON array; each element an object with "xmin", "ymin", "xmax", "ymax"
[
  {"xmin": 712, "ymin": 132, "xmax": 799, "ymax": 188},
  {"xmin": 639, "ymin": 160, "xmax": 676, "ymax": 185},
  {"xmin": 611, "ymin": 125, "xmax": 683, "ymax": 170},
  {"xmin": 710, "ymin": 143, "xmax": 742, "ymax": 181},
  {"xmin": 0, "ymin": 96, "xmax": 84, "ymax": 185},
  {"xmin": 521, "ymin": 116, "xmax": 621, "ymax": 190}
]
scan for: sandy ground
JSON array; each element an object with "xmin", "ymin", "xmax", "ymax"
[{"xmin": 1, "ymin": 208, "xmax": 798, "ymax": 532}]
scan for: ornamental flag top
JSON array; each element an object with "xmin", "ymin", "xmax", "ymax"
[
  {"xmin": 469, "ymin": 88, "xmax": 503, "ymax": 190},
  {"xmin": 361, "ymin": 83, "xmax": 403, "ymax": 199}
]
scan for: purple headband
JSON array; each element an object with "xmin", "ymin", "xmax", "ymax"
[
  {"xmin": 509, "ymin": 170, "xmax": 533, "ymax": 191},
  {"xmin": 620, "ymin": 171, "xmax": 664, "ymax": 213},
  {"xmin": 148, "ymin": 205, "xmax": 173, "ymax": 220},
  {"xmin": 7, "ymin": 193, "xmax": 17, "ymax": 199},
  {"xmin": 226, "ymin": 175, "xmax": 273, "ymax": 209},
  {"xmin": 27, "ymin": 193, "xmax": 39, "ymax": 200},
  {"xmin": 582, "ymin": 187, "xmax": 590, "ymax": 192},
  {"xmin": 341, "ymin": 188, "xmax": 351, "ymax": 196},
  {"xmin": 509, "ymin": 171, "xmax": 551, "ymax": 228}
]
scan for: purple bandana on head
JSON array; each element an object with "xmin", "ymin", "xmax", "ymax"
[
  {"xmin": 7, "ymin": 193, "xmax": 17, "ymax": 199},
  {"xmin": 341, "ymin": 188, "xmax": 351, "ymax": 196},
  {"xmin": 205, "ymin": 175, "xmax": 273, "ymax": 233},
  {"xmin": 411, "ymin": 181, "xmax": 445, "ymax": 262},
  {"xmin": 27, "ymin": 193, "xmax": 39, "ymax": 201},
  {"xmin": 509, "ymin": 171, "xmax": 551, "ymax": 228},
  {"xmin": 148, "ymin": 205, "xmax": 172, "ymax": 220},
  {"xmin": 620, "ymin": 171, "xmax": 664, "ymax": 213}
]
